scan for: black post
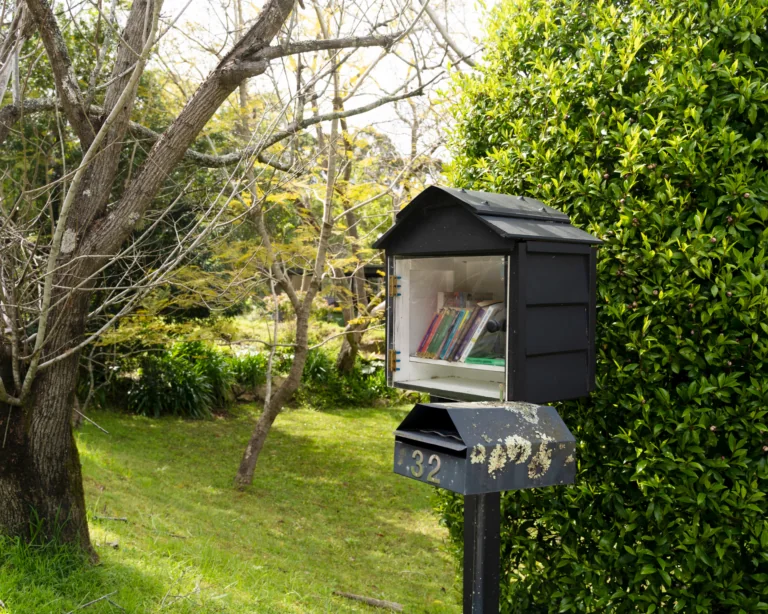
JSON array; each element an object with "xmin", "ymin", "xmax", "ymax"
[{"xmin": 463, "ymin": 492, "xmax": 501, "ymax": 614}]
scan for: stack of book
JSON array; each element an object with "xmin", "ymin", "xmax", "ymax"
[{"xmin": 416, "ymin": 296, "xmax": 504, "ymax": 363}]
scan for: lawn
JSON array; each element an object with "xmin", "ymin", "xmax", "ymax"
[{"xmin": 0, "ymin": 405, "xmax": 461, "ymax": 613}]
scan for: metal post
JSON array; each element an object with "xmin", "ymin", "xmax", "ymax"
[{"xmin": 463, "ymin": 492, "xmax": 501, "ymax": 614}]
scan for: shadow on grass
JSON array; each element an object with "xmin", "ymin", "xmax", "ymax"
[
  {"xmin": 73, "ymin": 404, "xmax": 460, "ymax": 612},
  {"xmin": 0, "ymin": 537, "xmax": 164, "ymax": 613}
]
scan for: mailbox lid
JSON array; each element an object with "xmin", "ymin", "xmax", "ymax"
[
  {"xmin": 393, "ymin": 401, "xmax": 577, "ymax": 495},
  {"xmin": 394, "ymin": 404, "xmax": 468, "ymax": 493},
  {"xmin": 395, "ymin": 403, "xmax": 468, "ymax": 453},
  {"xmin": 438, "ymin": 402, "xmax": 576, "ymax": 494}
]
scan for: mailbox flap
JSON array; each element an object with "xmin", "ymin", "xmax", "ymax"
[
  {"xmin": 395, "ymin": 430, "xmax": 467, "ymax": 453},
  {"xmin": 394, "ymin": 404, "xmax": 467, "ymax": 454}
]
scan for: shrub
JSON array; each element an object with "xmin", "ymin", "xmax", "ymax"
[
  {"xmin": 127, "ymin": 351, "xmax": 213, "ymax": 419},
  {"xmin": 439, "ymin": 0, "xmax": 768, "ymax": 611},
  {"xmin": 295, "ymin": 349, "xmax": 401, "ymax": 409},
  {"xmin": 173, "ymin": 341, "xmax": 234, "ymax": 407},
  {"xmin": 229, "ymin": 352, "xmax": 268, "ymax": 390},
  {"xmin": 119, "ymin": 341, "xmax": 396, "ymax": 416}
]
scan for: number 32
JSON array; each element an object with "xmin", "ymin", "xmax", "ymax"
[{"xmin": 410, "ymin": 450, "xmax": 441, "ymax": 484}]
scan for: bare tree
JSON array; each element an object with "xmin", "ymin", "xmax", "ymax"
[
  {"xmin": 232, "ymin": 0, "xmax": 423, "ymax": 486},
  {"xmin": 0, "ymin": 0, "xmax": 429, "ymax": 554}
]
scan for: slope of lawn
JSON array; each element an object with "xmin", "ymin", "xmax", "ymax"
[{"xmin": 0, "ymin": 405, "xmax": 460, "ymax": 613}]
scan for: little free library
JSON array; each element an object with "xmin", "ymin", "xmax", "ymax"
[
  {"xmin": 373, "ymin": 185, "xmax": 602, "ymax": 405},
  {"xmin": 374, "ymin": 185, "xmax": 602, "ymax": 613}
]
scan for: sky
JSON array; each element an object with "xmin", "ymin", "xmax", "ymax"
[{"xmin": 158, "ymin": 0, "xmax": 491, "ymax": 158}]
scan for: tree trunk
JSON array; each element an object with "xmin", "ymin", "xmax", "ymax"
[
  {"xmin": 71, "ymin": 395, "xmax": 83, "ymax": 430},
  {"xmin": 336, "ymin": 320, "xmax": 364, "ymax": 374},
  {"xmin": 0, "ymin": 350, "xmax": 92, "ymax": 556},
  {"xmin": 234, "ymin": 301, "xmax": 314, "ymax": 488},
  {"xmin": 0, "ymin": 296, "xmax": 93, "ymax": 556}
]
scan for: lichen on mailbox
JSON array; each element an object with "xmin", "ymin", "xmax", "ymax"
[{"xmin": 394, "ymin": 401, "xmax": 577, "ymax": 494}]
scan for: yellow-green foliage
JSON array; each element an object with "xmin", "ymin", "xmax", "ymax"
[{"xmin": 439, "ymin": 0, "xmax": 768, "ymax": 611}]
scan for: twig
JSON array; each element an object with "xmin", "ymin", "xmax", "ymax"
[
  {"xmin": 160, "ymin": 580, "xmax": 200, "ymax": 610},
  {"xmin": 106, "ymin": 599, "xmax": 126, "ymax": 612},
  {"xmin": 65, "ymin": 592, "xmax": 117, "ymax": 613},
  {"xmin": 74, "ymin": 409, "xmax": 109, "ymax": 434},
  {"xmin": 93, "ymin": 515, "xmax": 128, "ymax": 522},
  {"xmin": 160, "ymin": 570, "xmax": 185, "ymax": 609},
  {"xmin": 2, "ymin": 406, "xmax": 11, "ymax": 448},
  {"xmin": 332, "ymin": 591, "xmax": 404, "ymax": 612}
]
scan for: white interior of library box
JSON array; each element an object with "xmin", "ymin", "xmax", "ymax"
[{"xmin": 414, "ymin": 291, "xmax": 506, "ymax": 367}]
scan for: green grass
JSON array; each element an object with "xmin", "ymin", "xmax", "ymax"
[{"xmin": 0, "ymin": 405, "xmax": 461, "ymax": 613}]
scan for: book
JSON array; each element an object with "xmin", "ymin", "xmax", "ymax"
[
  {"xmin": 434, "ymin": 310, "xmax": 457, "ymax": 360},
  {"xmin": 417, "ymin": 311, "xmax": 441, "ymax": 354},
  {"xmin": 449, "ymin": 307, "xmax": 479, "ymax": 361},
  {"xmin": 439, "ymin": 291, "xmax": 470, "ymax": 309},
  {"xmin": 413, "ymin": 295, "xmax": 505, "ymax": 364},
  {"xmin": 450, "ymin": 307, "xmax": 482, "ymax": 361},
  {"xmin": 440, "ymin": 308, "xmax": 472, "ymax": 360},
  {"xmin": 424, "ymin": 309, "xmax": 458, "ymax": 358},
  {"xmin": 434, "ymin": 309, "xmax": 463, "ymax": 359},
  {"xmin": 446, "ymin": 307, "xmax": 475, "ymax": 361},
  {"xmin": 465, "ymin": 357, "xmax": 506, "ymax": 366},
  {"xmin": 459, "ymin": 302, "xmax": 504, "ymax": 362},
  {"xmin": 419, "ymin": 310, "xmax": 443, "ymax": 357},
  {"xmin": 456, "ymin": 309, "xmax": 487, "ymax": 362}
]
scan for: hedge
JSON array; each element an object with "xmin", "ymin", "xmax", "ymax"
[{"xmin": 437, "ymin": 0, "xmax": 768, "ymax": 611}]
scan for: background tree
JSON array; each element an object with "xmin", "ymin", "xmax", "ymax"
[
  {"xmin": 0, "ymin": 0, "xmax": 430, "ymax": 554},
  {"xmin": 230, "ymin": 0, "xmax": 451, "ymax": 486},
  {"xmin": 439, "ymin": 0, "xmax": 768, "ymax": 611}
]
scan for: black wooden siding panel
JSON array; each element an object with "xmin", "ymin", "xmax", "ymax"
[
  {"xmin": 526, "ymin": 253, "xmax": 589, "ymax": 305},
  {"xmin": 526, "ymin": 306, "xmax": 588, "ymax": 356},
  {"xmin": 526, "ymin": 352, "xmax": 588, "ymax": 403},
  {"xmin": 588, "ymin": 248, "xmax": 597, "ymax": 391},
  {"xmin": 526, "ymin": 241, "xmax": 594, "ymax": 255}
]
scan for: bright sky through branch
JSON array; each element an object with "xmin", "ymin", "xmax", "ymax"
[{"xmin": 160, "ymin": 0, "xmax": 490, "ymax": 158}]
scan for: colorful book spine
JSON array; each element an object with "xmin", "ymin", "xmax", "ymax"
[
  {"xmin": 448, "ymin": 308, "xmax": 475, "ymax": 360},
  {"xmin": 439, "ymin": 308, "xmax": 468, "ymax": 360},
  {"xmin": 419, "ymin": 309, "xmax": 445, "ymax": 357},
  {"xmin": 434, "ymin": 309, "xmax": 462, "ymax": 359},
  {"xmin": 426, "ymin": 309, "xmax": 457, "ymax": 358},
  {"xmin": 460, "ymin": 303, "xmax": 503, "ymax": 362},
  {"xmin": 457, "ymin": 308, "xmax": 488, "ymax": 362},
  {"xmin": 417, "ymin": 311, "xmax": 441, "ymax": 355},
  {"xmin": 450, "ymin": 307, "xmax": 481, "ymax": 361}
]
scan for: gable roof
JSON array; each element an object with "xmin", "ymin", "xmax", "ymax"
[
  {"xmin": 415, "ymin": 186, "xmax": 569, "ymax": 223},
  {"xmin": 373, "ymin": 185, "xmax": 600, "ymax": 250}
]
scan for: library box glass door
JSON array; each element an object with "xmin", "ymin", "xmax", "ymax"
[{"xmin": 390, "ymin": 255, "xmax": 508, "ymax": 401}]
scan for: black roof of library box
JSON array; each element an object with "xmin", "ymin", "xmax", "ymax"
[{"xmin": 373, "ymin": 185, "xmax": 601, "ymax": 252}]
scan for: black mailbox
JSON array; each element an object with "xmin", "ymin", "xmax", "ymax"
[
  {"xmin": 394, "ymin": 401, "xmax": 576, "ymax": 495},
  {"xmin": 372, "ymin": 185, "xmax": 602, "ymax": 405}
]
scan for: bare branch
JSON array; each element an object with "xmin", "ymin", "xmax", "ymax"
[
  {"xmin": 417, "ymin": 0, "xmax": 477, "ymax": 68},
  {"xmin": 0, "ymin": 96, "xmax": 56, "ymax": 145},
  {"xmin": 83, "ymin": 0, "xmax": 297, "ymax": 258},
  {"xmin": 257, "ymin": 32, "xmax": 401, "ymax": 60},
  {"xmin": 179, "ymin": 85, "xmax": 428, "ymax": 167},
  {"xmin": 24, "ymin": 0, "xmax": 96, "ymax": 146}
]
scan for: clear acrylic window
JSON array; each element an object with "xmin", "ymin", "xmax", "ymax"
[{"xmin": 392, "ymin": 255, "xmax": 507, "ymax": 401}]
